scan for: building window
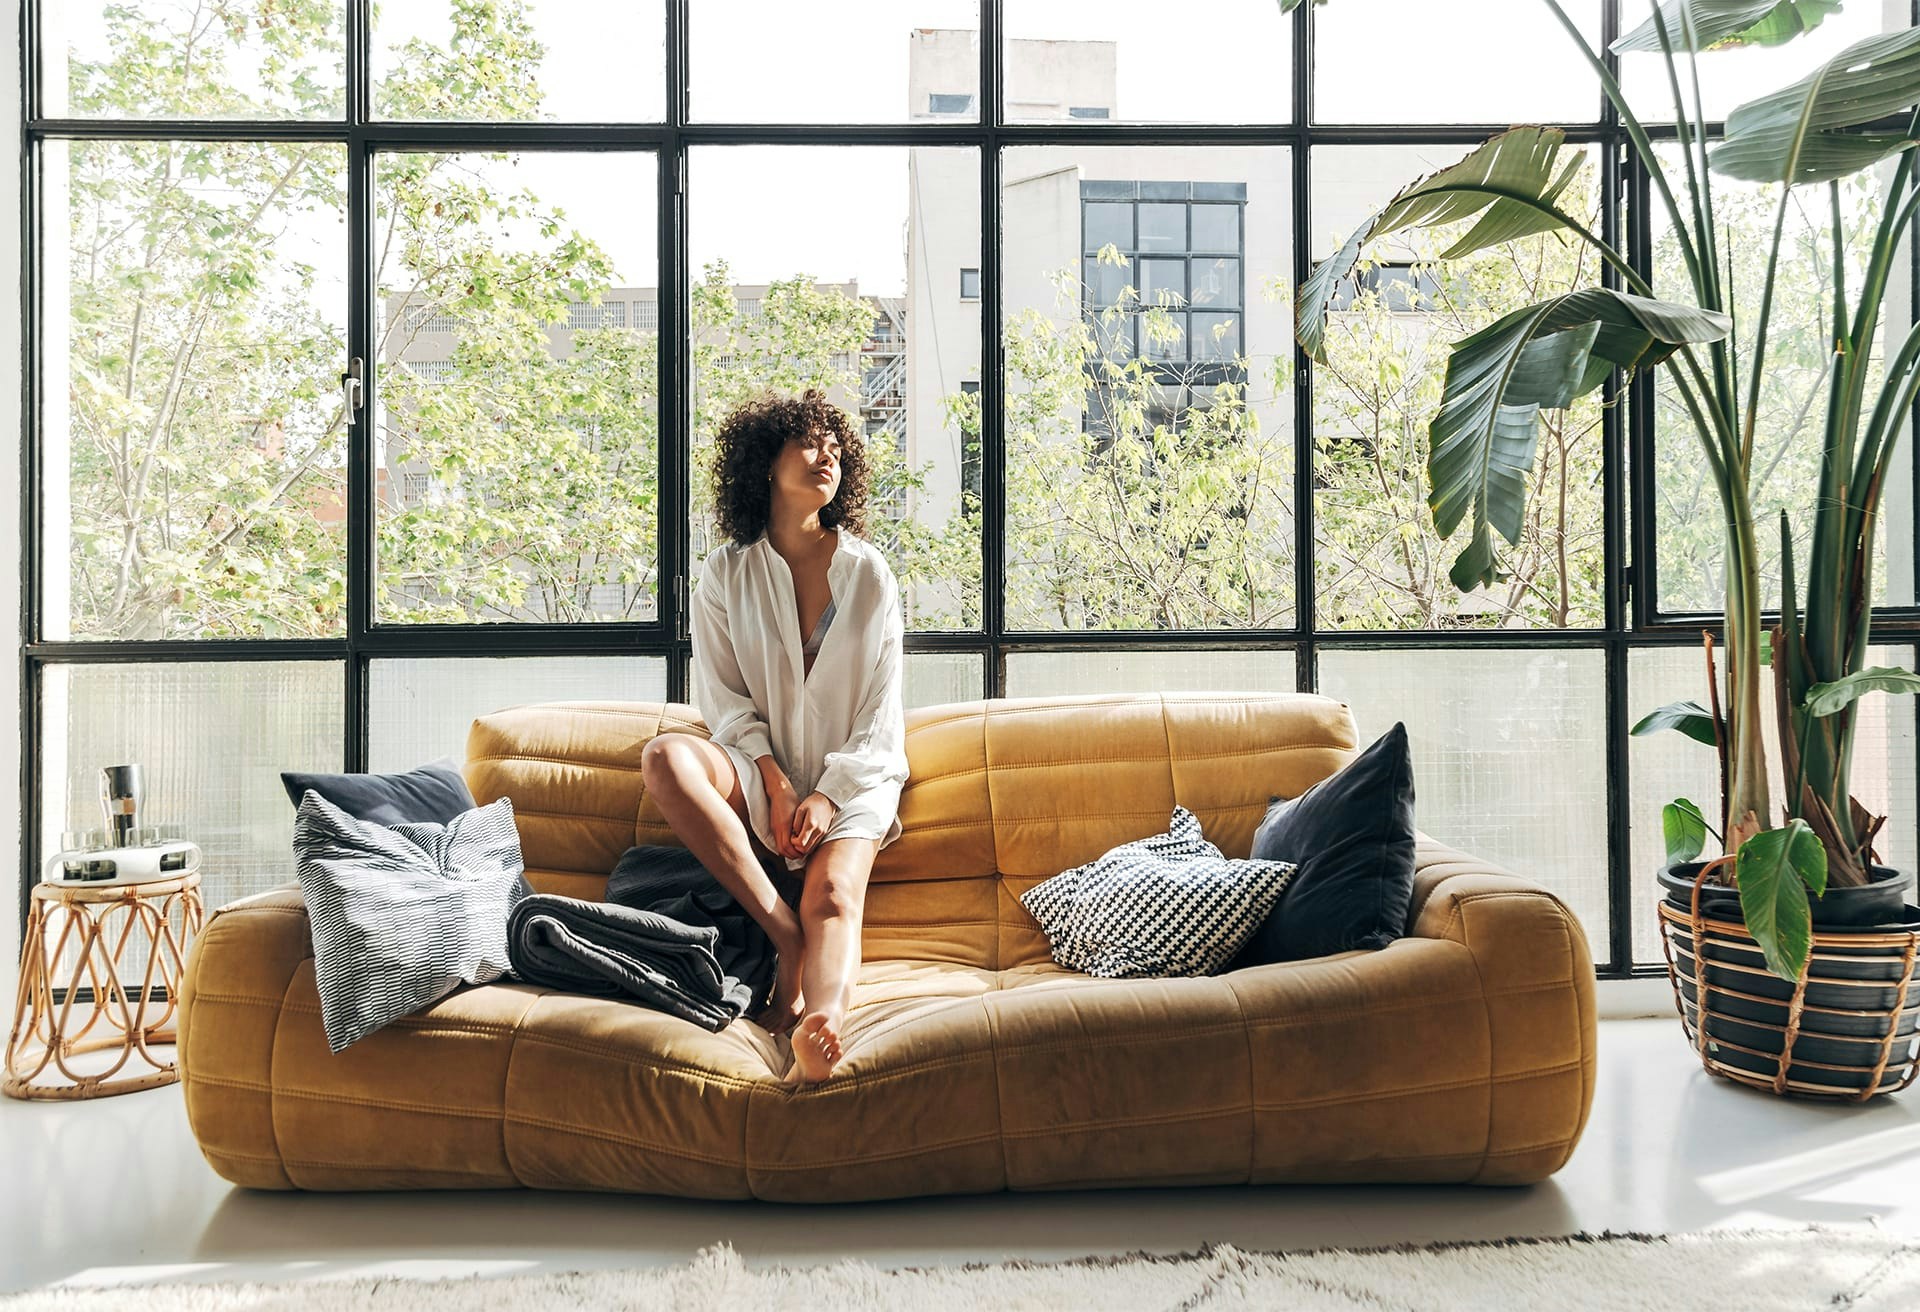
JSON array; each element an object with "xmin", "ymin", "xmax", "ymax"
[
  {"xmin": 959, "ymin": 267, "xmax": 980, "ymax": 300},
  {"xmin": 632, "ymin": 299, "xmax": 658, "ymax": 332},
  {"xmin": 1068, "ymin": 105, "xmax": 1110, "ymax": 119},
  {"xmin": 1327, "ymin": 261, "xmax": 1444, "ymax": 313},
  {"xmin": 402, "ymin": 304, "xmax": 464, "ymax": 334},
  {"xmin": 1079, "ymin": 180, "xmax": 1246, "ymax": 382},
  {"xmin": 567, "ymin": 300, "xmax": 626, "ymax": 330},
  {"xmin": 928, "ymin": 92, "xmax": 975, "ymax": 115}
]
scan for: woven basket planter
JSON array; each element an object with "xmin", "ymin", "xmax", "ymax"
[{"xmin": 1657, "ymin": 861, "xmax": 1920, "ymax": 1101}]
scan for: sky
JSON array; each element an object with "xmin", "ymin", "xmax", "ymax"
[{"xmin": 45, "ymin": 0, "xmax": 1913, "ymax": 296}]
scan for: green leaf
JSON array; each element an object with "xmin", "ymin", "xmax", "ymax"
[
  {"xmin": 1736, "ymin": 820, "xmax": 1829, "ymax": 982},
  {"xmin": 1804, "ymin": 666, "xmax": 1920, "ymax": 717},
  {"xmin": 1612, "ymin": 0, "xmax": 1842, "ymax": 54},
  {"xmin": 1428, "ymin": 289, "xmax": 1733, "ymax": 590},
  {"xmin": 1297, "ymin": 127, "xmax": 1587, "ymax": 363},
  {"xmin": 1663, "ymin": 798, "xmax": 1709, "ymax": 865},
  {"xmin": 1631, "ymin": 699, "xmax": 1720, "ymax": 746},
  {"xmin": 1711, "ymin": 26, "xmax": 1920, "ymax": 184}
]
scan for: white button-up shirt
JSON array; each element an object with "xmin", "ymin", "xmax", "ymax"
[{"xmin": 690, "ymin": 526, "xmax": 909, "ymax": 870}]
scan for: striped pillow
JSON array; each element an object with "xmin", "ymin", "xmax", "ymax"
[
  {"xmin": 292, "ymin": 790, "xmax": 532, "ymax": 1053},
  {"xmin": 1018, "ymin": 805, "xmax": 1297, "ymax": 978}
]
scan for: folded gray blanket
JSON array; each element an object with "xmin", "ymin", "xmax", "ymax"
[{"xmin": 506, "ymin": 844, "xmax": 777, "ymax": 1030}]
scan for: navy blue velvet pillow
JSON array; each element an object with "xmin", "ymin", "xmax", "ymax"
[
  {"xmin": 280, "ymin": 756, "xmax": 477, "ymax": 827},
  {"xmin": 1224, "ymin": 722, "xmax": 1416, "ymax": 967}
]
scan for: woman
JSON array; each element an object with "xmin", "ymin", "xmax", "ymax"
[{"xmin": 640, "ymin": 387, "xmax": 909, "ymax": 1086}]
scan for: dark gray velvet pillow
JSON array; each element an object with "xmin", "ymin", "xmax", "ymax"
[
  {"xmin": 281, "ymin": 756, "xmax": 476, "ymax": 826},
  {"xmin": 1224, "ymin": 722, "xmax": 1416, "ymax": 967}
]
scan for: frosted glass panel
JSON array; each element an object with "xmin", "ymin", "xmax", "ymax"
[
  {"xmin": 369, "ymin": 657, "xmax": 668, "ymax": 774},
  {"xmin": 1627, "ymin": 644, "xmax": 1918, "ymax": 967},
  {"xmin": 905, "ymin": 653, "xmax": 984, "ymax": 710},
  {"xmin": 1006, "ymin": 649, "xmax": 1294, "ymax": 698},
  {"xmin": 41, "ymin": 663, "xmax": 344, "ymax": 920},
  {"xmin": 1315, "ymin": 648, "xmax": 1611, "ymax": 962}
]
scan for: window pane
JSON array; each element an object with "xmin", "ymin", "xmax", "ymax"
[
  {"xmin": 1316, "ymin": 648, "xmax": 1611, "ymax": 963},
  {"xmin": 689, "ymin": 145, "xmax": 982, "ymax": 633},
  {"xmin": 374, "ymin": 1, "xmax": 665, "ymax": 121},
  {"xmin": 1138, "ymin": 258, "xmax": 1187, "ymax": 307},
  {"xmin": 1315, "ymin": 0, "xmax": 1602, "ymax": 124},
  {"xmin": 1192, "ymin": 204, "xmax": 1240, "ymax": 252},
  {"xmin": 1617, "ymin": 2, "xmax": 1908, "ymax": 124},
  {"xmin": 375, "ymin": 150, "xmax": 660, "ymax": 625},
  {"xmin": 1084, "ymin": 201, "xmax": 1132, "ymax": 252},
  {"xmin": 1004, "ymin": 1, "xmax": 1291, "ymax": 124},
  {"xmin": 369, "ymin": 657, "xmax": 669, "ymax": 774},
  {"xmin": 41, "ymin": 663, "xmax": 342, "ymax": 917},
  {"xmin": 1192, "ymin": 257, "xmax": 1239, "ymax": 308},
  {"xmin": 1138, "ymin": 203, "xmax": 1186, "ymax": 252},
  {"xmin": 1004, "ymin": 147, "xmax": 1295, "ymax": 631},
  {"xmin": 905, "ymin": 652, "xmax": 985, "ymax": 708},
  {"xmin": 1626, "ymin": 644, "xmax": 1918, "ymax": 967},
  {"xmin": 1312, "ymin": 144, "xmax": 1607, "ymax": 631},
  {"xmin": 1651, "ymin": 143, "xmax": 1915, "ymax": 613},
  {"xmin": 46, "ymin": 2, "xmax": 346, "ymax": 119},
  {"xmin": 44, "ymin": 140, "xmax": 348, "ymax": 641},
  {"xmin": 1005, "ymin": 649, "xmax": 1294, "ymax": 697},
  {"xmin": 693, "ymin": 3, "xmax": 978, "ymax": 123},
  {"xmin": 1193, "ymin": 312, "xmax": 1241, "ymax": 362}
]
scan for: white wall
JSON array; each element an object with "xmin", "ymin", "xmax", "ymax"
[{"xmin": 3, "ymin": 0, "xmax": 24, "ymax": 1011}]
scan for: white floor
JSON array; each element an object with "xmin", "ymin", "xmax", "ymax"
[{"xmin": 3, "ymin": 1020, "xmax": 1919, "ymax": 1295}]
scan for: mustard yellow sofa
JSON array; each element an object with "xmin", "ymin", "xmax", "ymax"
[{"xmin": 176, "ymin": 692, "xmax": 1597, "ymax": 1199}]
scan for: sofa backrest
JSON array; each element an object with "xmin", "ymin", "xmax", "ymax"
[{"xmin": 465, "ymin": 691, "xmax": 1358, "ymax": 970}]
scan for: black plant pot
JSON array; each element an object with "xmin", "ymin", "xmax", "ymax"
[
  {"xmin": 1658, "ymin": 861, "xmax": 1916, "ymax": 928},
  {"xmin": 1658, "ymin": 863, "xmax": 1920, "ymax": 1097}
]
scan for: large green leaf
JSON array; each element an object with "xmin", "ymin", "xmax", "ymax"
[
  {"xmin": 1737, "ymin": 820, "xmax": 1829, "ymax": 982},
  {"xmin": 1804, "ymin": 666, "xmax": 1920, "ymax": 717},
  {"xmin": 1711, "ymin": 26, "xmax": 1920, "ymax": 183},
  {"xmin": 1664, "ymin": 798, "xmax": 1709, "ymax": 865},
  {"xmin": 1631, "ymin": 699, "xmax": 1720, "ymax": 746},
  {"xmin": 1612, "ymin": 0, "xmax": 1842, "ymax": 54},
  {"xmin": 1297, "ymin": 127, "xmax": 1586, "ymax": 363},
  {"xmin": 1428, "ymin": 289, "xmax": 1733, "ymax": 591}
]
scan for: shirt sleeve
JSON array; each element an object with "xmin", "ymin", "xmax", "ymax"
[
  {"xmin": 689, "ymin": 553, "xmax": 776, "ymax": 765},
  {"xmin": 814, "ymin": 568, "xmax": 909, "ymax": 810}
]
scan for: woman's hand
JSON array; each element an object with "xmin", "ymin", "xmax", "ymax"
[
  {"xmin": 766, "ymin": 774, "xmax": 805, "ymax": 859},
  {"xmin": 789, "ymin": 792, "xmax": 840, "ymax": 858}
]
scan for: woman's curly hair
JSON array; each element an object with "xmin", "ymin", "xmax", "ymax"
[{"xmin": 711, "ymin": 386, "xmax": 871, "ymax": 547}]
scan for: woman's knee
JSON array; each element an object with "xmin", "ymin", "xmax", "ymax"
[
  {"xmin": 799, "ymin": 842, "xmax": 874, "ymax": 920},
  {"xmin": 641, "ymin": 733, "xmax": 707, "ymax": 796}
]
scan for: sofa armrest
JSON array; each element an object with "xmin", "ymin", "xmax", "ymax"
[
  {"xmin": 175, "ymin": 883, "xmax": 314, "ymax": 1189},
  {"xmin": 1401, "ymin": 831, "xmax": 1598, "ymax": 1182}
]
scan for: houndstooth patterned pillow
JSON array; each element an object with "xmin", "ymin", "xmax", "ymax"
[
  {"xmin": 293, "ymin": 790, "xmax": 532, "ymax": 1053},
  {"xmin": 1018, "ymin": 805, "xmax": 1298, "ymax": 978}
]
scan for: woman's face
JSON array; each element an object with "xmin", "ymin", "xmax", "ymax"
[{"xmin": 771, "ymin": 425, "xmax": 842, "ymax": 509}]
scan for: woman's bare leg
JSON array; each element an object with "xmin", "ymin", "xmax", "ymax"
[
  {"xmin": 640, "ymin": 733, "xmax": 807, "ymax": 1033},
  {"xmin": 785, "ymin": 835, "xmax": 877, "ymax": 1084}
]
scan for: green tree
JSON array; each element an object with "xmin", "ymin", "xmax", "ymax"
[{"xmin": 1314, "ymin": 163, "xmax": 1608, "ymax": 630}]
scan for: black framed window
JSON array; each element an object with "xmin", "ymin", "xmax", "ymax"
[{"xmin": 20, "ymin": 1, "xmax": 1920, "ymax": 981}]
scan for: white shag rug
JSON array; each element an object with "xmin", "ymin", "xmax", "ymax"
[{"xmin": 3, "ymin": 1226, "xmax": 1915, "ymax": 1311}]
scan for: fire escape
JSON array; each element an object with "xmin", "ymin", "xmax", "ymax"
[{"xmin": 860, "ymin": 296, "xmax": 908, "ymax": 448}]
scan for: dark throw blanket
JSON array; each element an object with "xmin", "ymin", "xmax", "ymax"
[{"xmin": 506, "ymin": 844, "xmax": 777, "ymax": 1031}]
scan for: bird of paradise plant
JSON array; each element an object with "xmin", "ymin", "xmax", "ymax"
[{"xmin": 1292, "ymin": 0, "xmax": 1920, "ymax": 982}]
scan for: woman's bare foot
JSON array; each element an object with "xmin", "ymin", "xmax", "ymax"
[
  {"xmin": 754, "ymin": 933, "xmax": 805, "ymax": 1035},
  {"xmin": 784, "ymin": 1004, "xmax": 846, "ymax": 1084}
]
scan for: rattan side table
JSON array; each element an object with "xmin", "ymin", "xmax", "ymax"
[{"xmin": 5, "ymin": 872, "xmax": 204, "ymax": 1100}]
